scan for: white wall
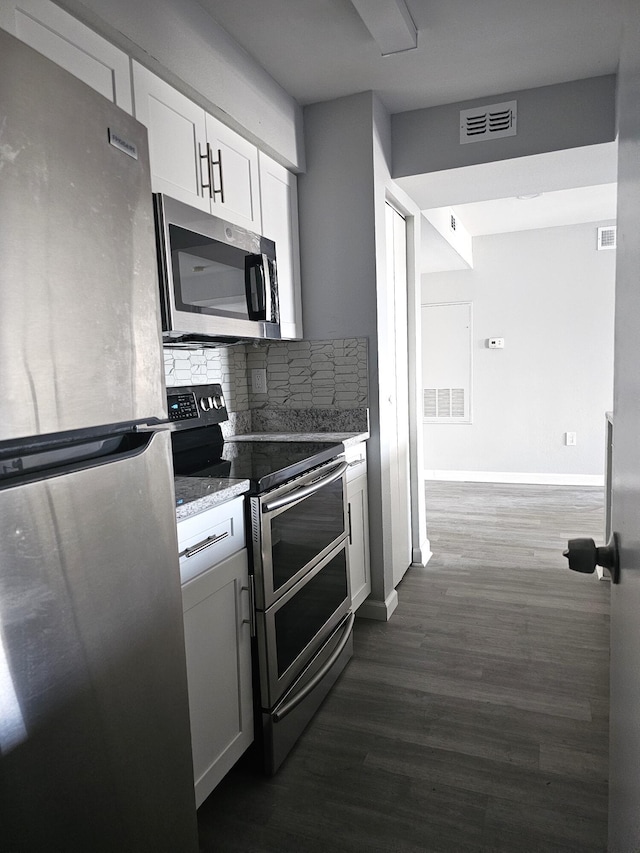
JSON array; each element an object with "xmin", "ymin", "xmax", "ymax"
[{"xmin": 422, "ymin": 221, "xmax": 616, "ymax": 483}]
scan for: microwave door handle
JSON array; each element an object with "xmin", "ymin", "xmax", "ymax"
[
  {"xmin": 261, "ymin": 254, "xmax": 274, "ymax": 321},
  {"xmin": 245, "ymin": 254, "xmax": 266, "ymax": 320}
]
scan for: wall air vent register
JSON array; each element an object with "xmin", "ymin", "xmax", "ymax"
[
  {"xmin": 423, "ymin": 388, "xmax": 465, "ymax": 419},
  {"xmin": 597, "ymin": 226, "xmax": 617, "ymax": 250},
  {"xmin": 460, "ymin": 100, "xmax": 517, "ymax": 144}
]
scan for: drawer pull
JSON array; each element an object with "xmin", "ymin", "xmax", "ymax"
[
  {"xmin": 348, "ymin": 458, "xmax": 365, "ymax": 468},
  {"xmin": 179, "ymin": 530, "xmax": 229, "ymax": 559}
]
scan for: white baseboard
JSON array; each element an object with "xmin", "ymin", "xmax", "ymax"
[
  {"xmin": 356, "ymin": 589, "xmax": 398, "ymax": 621},
  {"xmin": 424, "ymin": 469, "xmax": 604, "ymax": 487},
  {"xmin": 412, "ymin": 538, "xmax": 432, "ymax": 566}
]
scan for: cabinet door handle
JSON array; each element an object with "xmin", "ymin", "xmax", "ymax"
[
  {"xmin": 199, "ymin": 142, "xmax": 214, "ymax": 198},
  {"xmin": 347, "ymin": 503, "xmax": 353, "ymax": 545},
  {"xmin": 179, "ymin": 530, "xmax": 228, "ymax": 559},
  {"xmin": 241, "ymin": 576, "xmax": 256, "ymax": 637},
  {"xmin": 210, "ymin": 147, "xmax": 225, "ymax": 203}
]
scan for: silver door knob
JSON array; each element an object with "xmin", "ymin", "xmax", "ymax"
[{"xmin": 563, "ymin": 532, "xmax": 619, "ymax": 583}]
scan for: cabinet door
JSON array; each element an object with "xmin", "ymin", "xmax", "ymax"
[
  {"xmin": 182, "ymin": 550, "xmax": 253, "ymax": 807},
  {"xmin": 133, "ymin": 62, "xmax": 209, "ymax": 211},
  {"xmin": 259, "ymin": 152, "xmax": 303, "ymax": 339},
  {"xmin": 0, "ymin": 0, "xmax": 132, "ymax": 111},
  {"xmin": 205, "ymin": 113, "xmax": 261, "ymax": 232},
  {"xmin": 348, "ymin": 472, "xmax": 371, "ymax": 611},
  {"xmin": 346, "ymin": 445, "xmax": 371, "ymax": 611}
]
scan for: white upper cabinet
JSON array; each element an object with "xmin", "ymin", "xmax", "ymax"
[
  {"xmin": 0, "ymin": 0, "xmax": 132, "ymax": 112},
  {"xmin": 259, "ymin": 152, "xmax": 303, "ymax": 339},
  {"xmin": 132, "ymin": 62, "xmax": 209, "ymax": 211},
  {"xmin": 133, "ymin": 63, "xmax": 261, "ymax": 232},
  {"xmin": 205, "ymin": 114, "xmax": 261, "ymax": 232}
]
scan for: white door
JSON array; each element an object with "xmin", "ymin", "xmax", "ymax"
[
  {"xmin": 607, "ymin": 2, "xmax": 640, "ymax": 848},
  {"xmin": 385, "ymin": 202, "xmax": 412, "ymax": 588}
]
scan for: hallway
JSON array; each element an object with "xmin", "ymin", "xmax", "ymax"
[{"xmin": 198, "ymin": 482, "xmax": 610, "ymax": 852}]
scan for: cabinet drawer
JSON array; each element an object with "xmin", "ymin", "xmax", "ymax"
[
  {"xmin": 177, "ymin": 496, "xmax": 245, "ymax": 585},
  {"xmin": 345, "ymin": 442, "xmax": 367, "ymax": 484}
]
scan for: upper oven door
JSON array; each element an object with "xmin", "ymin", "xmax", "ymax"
[
  {"xmin": 154, "ymin": 193, "xmax": 280, "ymax": 342},
  {"xmin": 250, "ymin": 457, "xmax": 349, "ymax": 610}
]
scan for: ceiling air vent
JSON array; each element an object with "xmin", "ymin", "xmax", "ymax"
[
  {"xmin": 460, "ymin": 100, "xmax": 517, "ymax": 145},
  {"xmin": 597, "ymin": 226, "xmax": 617, "ymax": 250}
]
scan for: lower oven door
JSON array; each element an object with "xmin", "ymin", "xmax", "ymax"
[
  {"xmin": 256, "ymin": 539, "xmax": 351, "ymax": 710},
  {"xmin": 262, "ymin": 609, "xmax": 354, "ymax": 776},
  {"xmin": 250, "ymin": 458, "xmax": 349, "ymax": 610}
]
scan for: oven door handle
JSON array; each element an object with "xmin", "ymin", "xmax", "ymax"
[
  {"xmin": 262, "ymin": 460, "xmax": 348, "ymax": 513},
  {"xmin": 272, "ymin": 611, "xmax": 355, "ymax": 723}
]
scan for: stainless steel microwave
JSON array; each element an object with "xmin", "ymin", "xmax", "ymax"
[{"xmin": 153, "ymin": 193, "xmax": 280, "ymax": 345}]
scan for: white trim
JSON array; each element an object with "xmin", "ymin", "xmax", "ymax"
[
  {"xmin": 412, "ymin": 539, "xmax": 432, "ymax": 566},
  {"xmin": 424, "ymin": 469, "xmax": 604, "ymax": 487},
  {"xmin": 356, "ymin": 589, "xmax": 398, "ymax": 621}
]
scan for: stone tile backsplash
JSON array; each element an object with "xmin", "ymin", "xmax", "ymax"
[
  {"xmin": 246, "ymin": 338, "xmax": 368, "ymax": 409},
  {"xmin": 164, "ymin": 345, "xmax": 249, "ymax": 411},
  {"xmin": 163, "ymin": 338, "xmax": 368, "ymax": 433}
]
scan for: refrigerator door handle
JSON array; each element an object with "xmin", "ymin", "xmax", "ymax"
[{"xmin": 134, "ymin": 421, "xmax": 173, "ymax": 432}]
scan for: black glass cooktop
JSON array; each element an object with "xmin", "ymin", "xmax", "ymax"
[{"xmin": 171, "ymin": 428, "xmax": 344, "ymax": 494}]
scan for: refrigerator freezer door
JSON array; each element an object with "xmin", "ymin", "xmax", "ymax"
[
  {"xmin": 0, "ymin": 29, "xmax": 166, "ymax": 442},
  {"xmin": 0, "ymin": 431, "xmax": 198, "ymax": 852}
]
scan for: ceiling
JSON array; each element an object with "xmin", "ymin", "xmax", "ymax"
[
  {"xmin": 200, "ymin": 0, "xmax": 623, "ymax": 114},
  {"xmin": 441, "ymin": 183, "xmax": 618, "ymax": 237},
  {"xmin": 200, "ymin": 0, "xmax": 623, "ymax": 232}
]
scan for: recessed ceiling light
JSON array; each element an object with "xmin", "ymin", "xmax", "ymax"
[{"xmin": 516, "ymin": 193, "xmax": 542, "ymax": 200}]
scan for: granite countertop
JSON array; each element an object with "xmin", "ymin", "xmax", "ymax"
[
  {"xmin": 174, "ymin": 476, "xmax": 251, "ymax": 522},
  {"xmin": 229, "ymin": 431, "xmax": 369, "ymax": 448}
]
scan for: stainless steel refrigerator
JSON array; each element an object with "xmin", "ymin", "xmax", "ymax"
[{"xmin": 0, "ymin": 29, "xmax": 198, "ymax": 852}]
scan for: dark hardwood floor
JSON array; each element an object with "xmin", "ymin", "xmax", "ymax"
[{"xmin": 197, "ymin": 482, "xmax": 610, "ymax": 852}]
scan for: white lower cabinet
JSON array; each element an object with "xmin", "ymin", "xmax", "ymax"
[
  {"xmin": 178, "ymin": 499, "xmax": 253, "ymax": 808},
  {"xmin": 345, "ymin": 443, "xmax": 371, "ymax": 610}
]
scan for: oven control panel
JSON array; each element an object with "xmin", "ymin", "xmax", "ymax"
[
  {"xmin": 167, "ymin": 392, "xmax": 199, "ymax": 421},
  {"xmin": 167, "ymin": 383, "xmax": 228, "ymax": 427}
]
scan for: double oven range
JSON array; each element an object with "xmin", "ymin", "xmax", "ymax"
[{"xmin": 168, "ymin": 383, "xmax": 354, "ymax": 774}]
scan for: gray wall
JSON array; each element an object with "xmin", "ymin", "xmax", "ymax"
[
  {"xmin": 422, "ymin": 222, "xmax": 616, "ymax": 480},
  {"xmin": 57, "ymin": 0, "xmax": 304, "ymax": 169},
  {"xmin": 392, "ymin": 76, "xmax": 616, "ymax": 178},
  {"xmin": 299, "ymin": 92, "xmax": 422, "ymax": 615},
  {"xmin": 298, "ymin": 92, "xmax": 390, "ymax": 608}
]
